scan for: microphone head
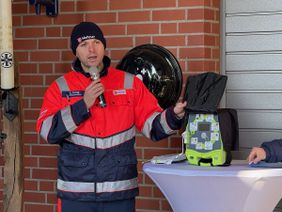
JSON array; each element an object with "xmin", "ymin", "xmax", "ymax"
[{"xmin": 88, "ymin": 66, "xmax": 99, "ymax": 80}]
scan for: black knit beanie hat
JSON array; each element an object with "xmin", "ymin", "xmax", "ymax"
[{"xmin": 70, "ymin": 22, "xmax": 106, "ymax": 55}]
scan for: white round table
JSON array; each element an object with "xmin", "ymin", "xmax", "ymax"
[{"xmin": 143, "ymin": 160, "xmax": 282, "ymax": 212}]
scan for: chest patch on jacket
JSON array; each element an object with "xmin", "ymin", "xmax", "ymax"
[
  {"xmin": 113, "ymin": 89, "xmax": 126, "ymax": 95},
  {"xmin": 62, "ymin": 91, "xmax": 84, "ymax": 98}
]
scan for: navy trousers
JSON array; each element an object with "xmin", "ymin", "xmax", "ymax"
[{"xmin": 58, "ymin": 198, "xmax": 135, "ymax": 212}]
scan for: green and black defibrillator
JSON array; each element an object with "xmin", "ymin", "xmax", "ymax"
[
  {"xmin": 183, "ymin": 72, "xmax": 239, "ymax": 166},
  {"xmin": 184, "ymin": 113, "xmax": 226, "ymax": 166}
]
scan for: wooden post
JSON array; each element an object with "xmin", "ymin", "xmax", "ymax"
[
  {"xmin": 3, "ymin": 90, "xmax": 23, "ymax": 212},
  {"xmin": 0, "ymin": 0, "xmax": 23, "ymax": 211}
]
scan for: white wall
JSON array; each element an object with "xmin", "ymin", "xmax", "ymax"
[{"xmin": 221, "ymin": 0, "xmax": 282, "ymax": 210}]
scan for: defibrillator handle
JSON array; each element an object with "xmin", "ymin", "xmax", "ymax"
[{"xmin": 198, "ymin": 158, "xmax": 213, "ymax": 166}]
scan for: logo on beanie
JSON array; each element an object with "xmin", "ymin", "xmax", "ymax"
[{"xmin": 77, "ymin": 35, "xmax": 96, "ymax": 43}]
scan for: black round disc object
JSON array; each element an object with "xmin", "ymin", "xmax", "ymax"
[{"xmin": 116, "ymin": 44, "xmax": 183, "ymax": 109}]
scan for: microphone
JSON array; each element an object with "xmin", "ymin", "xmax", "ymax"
[{"xmin": 88, "ymin": 66, "xmax": 107, "ymax": 108}]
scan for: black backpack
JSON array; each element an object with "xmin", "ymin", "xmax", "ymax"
[{"xmin": 217, "ymin": 108, "xmax": 239, "ymax": 165}]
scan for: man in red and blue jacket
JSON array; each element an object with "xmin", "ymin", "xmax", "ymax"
[{"xmin": 36, "ymin": 22, "xmax": 187, "ymax": 212}]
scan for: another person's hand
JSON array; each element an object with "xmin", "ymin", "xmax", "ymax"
[
  {"xmin": 247, "ymin": 147, "xmax": 266, "ymax": 164},
  {"xmin": 173, "ymin": 101, "xmax": 187, "ymax": 119},
  {"xmin": 83, "ymin": 79, "xmax": 104, "ymax": 109}
]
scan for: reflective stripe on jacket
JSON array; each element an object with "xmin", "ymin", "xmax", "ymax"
[{"xmin": 36, "ymin": 66, "xmax": 182, "ymax": 202}]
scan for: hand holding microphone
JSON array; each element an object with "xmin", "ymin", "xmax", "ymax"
[{"xmin": 84, "ymin": 66, "xmax": 107, "ymax": 108}]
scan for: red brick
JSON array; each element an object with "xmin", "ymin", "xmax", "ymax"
[
  {"xmin": 30, "ymin": 99, "xmax": 45, "ymax": 109},
  {"xmin": 24, "ymin": 204, "xmax": 53, "ymax": 212},
  {"xmin": 24, "ymin": 156, "xmax": 38, "ymax": 167},
  {"xmin": 161, "ymin": 199, "xmax": 173, "ymax": 211},
  {"xmin": 212, "ymin": 0, "xmax": 220, "ymax": 8},
  {"xmin": 23, "ymin": 191, "xmax": 45, "ymax": 202},
  {"xmin": 180, "ymin": 47, "xmax": 211, "ymax": 59},
  {"xmin": 188, "ymin": 8, "xmax": 217, "ymax": 20},
  {"xmin": 128, "ymin": 23, "xmax": 159, "ymax": 35},
  {"xmin": 61, "ymin": 26, "xmax": 73, "ymax": 37},
  {"xmin": 14, "ymin": 40, "xmax": 37, "ymax": 50},
  {"xmin": 152, "ymin": 9, "xmax": 185, "ymax": 21},
  {"xmin": 204, "ymin": 60, "xmax": 217, "ymax": 71},
  {"xmin": 22, "ymin": 130, "xmax": 38, "ymax": 141},
  {"xmin": 107, "ymin": 37, "xmax": 133, "ymax": 48},
  {"xmin": 111, "ymin": 49, "xmax": 127, "ymax": 61},
  {"xmin": 188, "ymin": 60, "xmax": 205, "ymax": 72},
  {"xmin": 20, "ymin": 75, "xmax": 43, "ymax": 85},
  {"xmin": 12, "ymin": 3, "xmax": 28, "ymax": 14},
  {"xmin": 12, "ymin": 16, "xmax": 21, "ymax": 26},
  {"xmin": 40, "ymin": 181, "xmax": 56, "ymax": 192},
  {"xmin": 24, "ymin": 87, "xmax": 46, "ymax": 97},
  {"xmin": 23, "ymin": 168, "xmax": 31, "ymax": 179},
  {"xmin": 23, "ymin": 145, "xmax": 31, "ymax": 155},
  {"xmin": 24, "ymin": 109, "xmax": 41, "ymax": 120},
  {"xmin": 170, "ymin": 137, "xmax": 182, "ymax": 149},
  {"xmin": 212, "ymin": 48, "xmax": 220, "ymax": 59},
  {"xmin": 39, "ymin": 157, "xmax": 57, "ymax": 168},
  {"xmin": 86, "ymin": 13, "xmax": 117, "ymax": 23},
  {"xmin": 153, "ymin": 35, "xmax": 186, "ymax": 46},
  {"xmin": 179, "ymin": 0, "xmax": 206, "ymax": 7},
  {"xmin": 119, "ymin": 11, "xmax": 150, "ymax": 22},
  {"xmin": 14, "ymin": 51, "xmax": 29, "ymax": 62},
  {"xmin": 144, "ymin": 0, "xmax": 176, "ymax": 8},
  {"xmin": 31, "ymin": 145, "xmax": 58, "ymax": 156},
  {"xmin": 102, "ymin": 25, "xmax": 126, "ymax": 36},
  {"xmin": 23, "ymin": 16, "xmax": 52, "ymax": 26},
  {"xmin": 24, "ymin": 180, "xmax": 38, "ymax": 191},
  {"xmin": 30, "ymin": 51, "xmax": 60, "ymax": 62},
  {"xmin": 39, "ymin": 63, "xmax": 54, "ymax": 74},
  {"xmin": 53, "ymin": 14, "xmax": 84, "ymax": 25},
  {"xmin": 47, "ymin": 193, "xmax": 57, "ymax": 204},
  {"xmin": 204, "ymin": 34, "xmax": 217, "ymax": 46},
  {"xmin": 12, "ymin": 0, "xmax": 26, "ymax": 2},
  {"xmin": 135, "ymin": 36, "xmax": 152, "ymax": 45},
  {"xmin": 188, "ymin": 8, "xmax": 205, "ymax": 19},
  {"xmin": 15, "ymin": 27, "xmax": 45, "ymax": 38},
  {"xmin": 46, "ymin": 27, "xmax": 61, "ymax": 37},
  {"xmin": 21, "ymin": 98, "xmax": 29, "ymax": 108},
  {"xmin": 188, "ymin": 35, "xmax": 205, "ymax": 45},
  {"xmin": 135, "ymin": 148, "xmax": 142, "ymax": 159},
  {"xmin": 109, "ymin": 0, "xmax": 141, "ymax": 10},
  {"xmin": 61, "ymin": 50, "xmax": 74, "ymax": 62},
  {"xmin": 153, "ymin": 186, "xmax": 167, "ymax": 198},
  {"xmin": 136, "ymin": 198, "xmax": 161, "ymax": 210},
  {"xmin": 135, "ymin": 136, "xmax": 169, "ymax": 148},
  {"xmin": 179, "ymin": 22, "xmax": 205, "ymax": 33},
  {"xmin": 60, "ymin": 1, "xmax": 75, "ymax": 12},
  {"xmin": 18, "ymin": 63, "xmax": 37, "ymax": 73},
  {"xmin": 77, "ymin": 0, "xmax": 107, "ymax": 11},
  {"xmin": 161, "ymin": 23, "xmax": 177, "ymax": 34},
  {"xmin": 212, "ymin": 22, "xmax": 220, "ymax": 34},
  {"xmin": 139, "ymin": 185, "xmax": 153, "ymax": 197},
  {"xmin": 39, "ymin": 38, "xmax": 68, "ymax": 49},
  {"xmin": 32, "ymin": 168, "xmax": 57, "ymax": 180}
]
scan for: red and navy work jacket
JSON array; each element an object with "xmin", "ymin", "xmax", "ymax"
[{"xmin": 36, "ymin": 65, "xmax": 182, "ymax": 202}]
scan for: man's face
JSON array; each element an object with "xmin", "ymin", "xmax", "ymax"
[{"xmin": 76, "ymin": 38, "xmax": 105, "ymax": 72}]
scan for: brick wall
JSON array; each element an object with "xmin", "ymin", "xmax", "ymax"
[{"xmin": 0, "ymin": 0, "xmax": 220, "ymax": 211}]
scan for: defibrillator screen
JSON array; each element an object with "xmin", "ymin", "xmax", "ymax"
[{"xmin": 198, "ymin": 123, "xmax": 210, "ymax": 131}]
